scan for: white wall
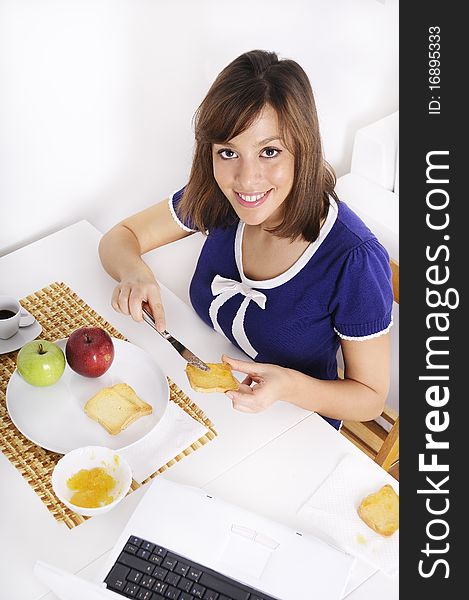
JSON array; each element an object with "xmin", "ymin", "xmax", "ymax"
[{"xmin": 0, "ymin": 0, "xmax": 398, "ymax": 256}]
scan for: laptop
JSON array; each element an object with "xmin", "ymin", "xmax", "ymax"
[{"xmin": 35, "ymin": 477, "xmax": 354, "ymax": 600}]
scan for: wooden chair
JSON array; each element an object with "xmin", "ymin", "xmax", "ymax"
[{"xmin": 340, "ymin": 259, "xmax": 400, "ymax": 479}]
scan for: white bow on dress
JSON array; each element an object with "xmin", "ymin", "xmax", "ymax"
[{"xmin": 209, "ymin": 275, "xmax": 267, "ymax": 358}]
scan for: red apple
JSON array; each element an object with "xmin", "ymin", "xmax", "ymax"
[{"xmin": 65, "ymin": 327, "xmax": 114, "ymax": 377}]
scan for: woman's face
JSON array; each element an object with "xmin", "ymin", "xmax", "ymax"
[{"xmin": 212, "ymin": 105, "xmax": 295, "ymax": 228}]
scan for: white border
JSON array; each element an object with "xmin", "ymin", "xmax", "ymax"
[
  {"xmin": 235, "ymin": 198, "xmax": 338, "ymax": 289},
  {"xmin": 334, "ymin": 317, "xmax": 394, "ymax": 341},
  {"xmin": 167, "ymin": 192, "xmax": 196, "ymax": 233}
]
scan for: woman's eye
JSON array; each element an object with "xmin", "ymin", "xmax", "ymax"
[
  {"xmin": 261, "ymin": 147, "xmax": 281, "ymax": 158},
  {"xmin": 218, "ymin": 149, "xmax": 238, "ymax": 160}
]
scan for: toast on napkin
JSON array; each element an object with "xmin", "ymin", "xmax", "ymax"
[
  {"xmin": 84, "ymin": 383, "xmax": 152, "ymax": 435},
  {"xmin": 357, "ymin": 484, "xmax": 399, "ymax": 537},
  {"xmin": 185, "ymin": 362, "xmax": 239, "ymax": 393}
]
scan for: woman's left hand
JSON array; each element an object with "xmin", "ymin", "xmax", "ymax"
[{"xmin": 221, "ymin": 355, "xmax": 296, "ymax": 413}]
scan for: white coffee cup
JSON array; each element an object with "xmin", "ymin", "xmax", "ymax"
[{"xmin": 0, "ymin": 295, "xmax": 36, "ymax": 340}]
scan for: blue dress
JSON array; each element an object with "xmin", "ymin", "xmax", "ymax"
[{"xmin": 169, "ymin": 188, "xmax": 394, "ymax": 429}]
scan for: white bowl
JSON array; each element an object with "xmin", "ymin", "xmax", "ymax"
[{"xmin": 51, "ymin": 446, "xmax": 132, "ymax": 517}]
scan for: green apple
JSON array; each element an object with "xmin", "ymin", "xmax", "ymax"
[{"xmin": 17, "ymin": 339, "xmax": 66, "ymax": 386}]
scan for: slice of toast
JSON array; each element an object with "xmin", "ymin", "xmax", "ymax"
[
  {"xmin": 84, "ymin": 383, "xmax": 152, "ymax": 435},
  {"xmin": 185, "ymin": 362, "xmax": 239, "ymax": 393},
  {"xmin": 111, "ymin": 383, "xmax": 153, "ymax": 415},
  {"xmin": 357, "ymin": 484, "xmax": 399, "ymax": 536}
]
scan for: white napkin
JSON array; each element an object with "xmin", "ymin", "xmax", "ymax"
[
  {"xmin": 296, "ymin": 454, "xmax": 399, "ymax": 576},
  {"xmin": 120, "ymin": 400, "xmax": 211, "ymax": 484}
]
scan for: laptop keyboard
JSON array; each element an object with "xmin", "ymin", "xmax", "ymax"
[{"xmin": 104, "ymin": 535, "xmax": 278, "ymax": 600}]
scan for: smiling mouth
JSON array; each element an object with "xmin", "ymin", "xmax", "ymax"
[{"xmin": 235, "ymin": 189, "xmax": 272, "ymax": 207}]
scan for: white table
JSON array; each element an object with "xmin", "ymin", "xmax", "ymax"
[{"xmin": 0, "ymin": 221, "xmax": 398, "ymax": 599}]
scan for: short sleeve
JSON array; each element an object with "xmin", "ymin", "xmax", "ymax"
[
  {"xmin": 332, "ymin": 239, "xmax": 394, "ymax": 340},
  {"xmin": 168, "ymin": 186, "xmax": 198, "ymax": 232}
]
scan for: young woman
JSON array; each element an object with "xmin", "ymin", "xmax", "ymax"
[{"xmin": 99, "ymin": 50, "xmax": 393, "ymax": 429}]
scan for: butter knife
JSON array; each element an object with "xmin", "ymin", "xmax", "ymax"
[{"xmin": 141, "ymin": 304, "xmax": 210, "ymax": 371}]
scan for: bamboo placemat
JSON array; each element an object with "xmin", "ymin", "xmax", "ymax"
[{"xmin": 0, "ymin": 282, "xmax": 217, "ymax": 529}]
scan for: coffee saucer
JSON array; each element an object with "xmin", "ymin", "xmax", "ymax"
[{"xmin": 0, "ymin": 320, "xmax": 42, "ymax": 354}]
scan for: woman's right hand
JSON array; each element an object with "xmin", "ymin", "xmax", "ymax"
[
  {"xmin": 111, "ymin": 275, "xmax": 166, "ymax": 332},
  {"xmin": 99, "ymin": 198, "xmax": 194, "ymax": 333}
]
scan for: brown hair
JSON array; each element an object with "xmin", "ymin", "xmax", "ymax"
[{"xmin": 178, "ymin": 49, "xmax": 338, "ymax": 242}]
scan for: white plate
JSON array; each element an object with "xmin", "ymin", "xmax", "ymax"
[
  {"xmin": 6, "ymin": 338, "xmax": 169, "ymax": 454},
  {"xmin": 0, "ymin": 319, "xmax": 42, "ymax": 354}
]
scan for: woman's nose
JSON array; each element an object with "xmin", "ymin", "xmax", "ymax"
[{"xmin": 235, "ymin": 159, "xmax": 262, "ymax": 189}]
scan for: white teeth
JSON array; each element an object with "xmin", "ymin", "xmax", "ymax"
[{"xmin": 238, "ymin": 191, "xmax": 268, "ymax": 202}]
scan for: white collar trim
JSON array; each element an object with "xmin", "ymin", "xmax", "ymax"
[{"xmin": 235, "ymin": 198, "xmax": 338, "ymax": 289}]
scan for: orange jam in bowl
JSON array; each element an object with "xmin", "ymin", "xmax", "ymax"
[{"xmin": 66, "ymin": 467, "xmax": 116, "ymax": 508}]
